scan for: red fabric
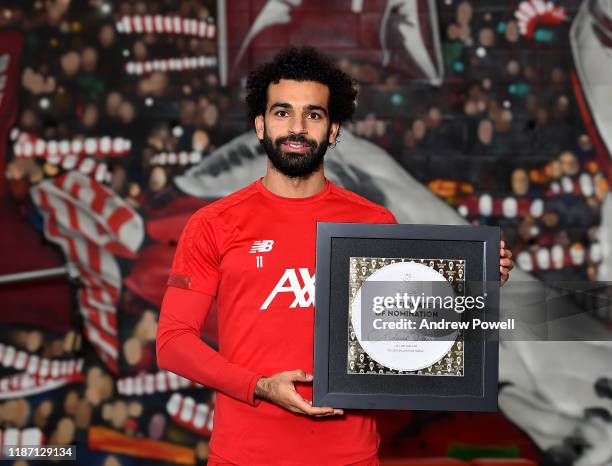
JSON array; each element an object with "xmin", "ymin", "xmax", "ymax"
[
  {"xmin": 157, "ymin": 287, "xmax": 259, "ymax": 403},
  {"xmin": 381, "ymin": 460, "xmax": 466, "ymax": 465},
  {"xmin": 208, "ymin": 451, "xmax": 380, "ymax": 466},
  {"xmin": 157, "ymin": 178, "xmax": 396, "ymax": 465}
]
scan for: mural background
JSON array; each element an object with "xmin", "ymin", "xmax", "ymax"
[{"xmin": 0, "ymin": 0, "xmax": 611, "ymax": 464}]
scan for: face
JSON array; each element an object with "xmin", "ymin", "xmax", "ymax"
[
  {"xmin": 255, "ymin": 79, "xmax": 339, "ymax": 178},
  {"xmin": 511, "ymin": 168, "xmax": 529, "ymax": 195},
  {"xmin": 547, "ymin": 160, "xmax": 562, "ymax": 179},
  {"xmin": 559, "ymin": 151, "xmax": 579, "ymax": 176}
]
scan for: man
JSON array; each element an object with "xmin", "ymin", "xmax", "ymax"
[{"xmin": 157, "ymin": 46, "xmax": 514, "ymax": 465}]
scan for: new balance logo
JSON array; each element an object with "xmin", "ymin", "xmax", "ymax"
[
  {"xmin": 250, "ymin": 240, "xmax": 274, "ymax": 253},
  {"xmin": 260, "ymin": 268, "xmax": 315, "ymax": 310}
]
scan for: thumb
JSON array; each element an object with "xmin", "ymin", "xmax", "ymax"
[{"xmin": 290, "ymin": 370, "xmax": 313, "ymax": 382}]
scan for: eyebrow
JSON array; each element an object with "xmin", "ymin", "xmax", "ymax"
[{"xmin": 269, "ymin": 102, "xmax": 328, "ymax": 116}]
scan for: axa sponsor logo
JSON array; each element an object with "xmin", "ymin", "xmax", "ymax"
[
  {"xmin": 250, "ymin": 239, "xmax": 274, "ymax": 253},
  {"xmin": 260, "ymin": 268, "xmax": 315, "ymax": 310}
]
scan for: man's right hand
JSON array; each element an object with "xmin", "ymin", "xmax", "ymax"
[{"xmin": 255, "ymin": 370, "xmax": 344, "ymax": 417}]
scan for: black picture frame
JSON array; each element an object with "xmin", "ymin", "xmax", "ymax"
[{"xmin": 313, "ymin": 223, "xmax": 500, "ymax": 411}]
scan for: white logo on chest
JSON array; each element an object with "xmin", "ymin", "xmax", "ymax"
[
  {"xmin": 260, "ymin": 268, "xmax": 315, "ymax": 310},
  {"xmin": 250, "ymin": 240, "xmax": 274, "ymax": 253}
]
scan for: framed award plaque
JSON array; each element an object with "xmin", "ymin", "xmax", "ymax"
[{"xmin": 313, "ymin": 223, "xmax": 500, "ymax": 411}]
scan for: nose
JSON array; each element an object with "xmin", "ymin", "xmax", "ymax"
[{"xmin": 288, "ymin": 115, "xmax": 307, "ymax": 135}]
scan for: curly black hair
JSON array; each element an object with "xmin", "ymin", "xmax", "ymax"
[{"xmin": 245, "ymin": 46, "xmax": 358, "ymax": 126}]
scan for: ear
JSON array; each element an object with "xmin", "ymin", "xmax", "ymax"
[
  {"xmin": 255, "ymin": 115, "xmax": 264, "ymax": 140},
  {"xmin": 328, "ymin": 122, "xmax": 340, "ymax": 144}
]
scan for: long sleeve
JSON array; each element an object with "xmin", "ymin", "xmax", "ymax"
[{"xmin": 156, "ymin": 286, "xmax": 262, "ymax": 405}]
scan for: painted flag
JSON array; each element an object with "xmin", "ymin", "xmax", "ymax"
[
  {"xmin": 218, "ymin": 0, "xmax": 443, "ymax": 86},
  {"xmin": 30, "ymin": 172, "xmax": 144, "ymax": 373}
]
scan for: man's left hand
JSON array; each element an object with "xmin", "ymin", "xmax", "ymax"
[{"xmin": 500, "ymin": 240, "xmax": 514, "ymax": 286}]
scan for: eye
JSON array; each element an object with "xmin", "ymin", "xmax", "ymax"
[
  {"xmin": 307, "ymin": 112, "xmax": 322, "ymax": 120},
  {"xmin": 275, "ymin": 110, "xmax": 289, "ymax": 117}
]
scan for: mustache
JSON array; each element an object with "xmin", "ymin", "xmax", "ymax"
[{"xmin": 275, "ymin": 134, "xmax": 317, "ymax": 148}]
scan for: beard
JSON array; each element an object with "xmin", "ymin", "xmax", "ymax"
[{"xmin": 261, "ymin": 125, "xmax": 329, "ymax": 178}]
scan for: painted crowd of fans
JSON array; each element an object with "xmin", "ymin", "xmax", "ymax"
[{"xmin": 0, "ymin": 1, "xmax": 609, "ymax": 464}]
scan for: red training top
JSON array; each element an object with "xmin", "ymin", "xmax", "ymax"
[{"xmin": 157, "ymin": 178, "xmax": 396, "ymax": 465}]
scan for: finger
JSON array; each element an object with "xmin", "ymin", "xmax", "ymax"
[
  {"xmin": 505, "ymin": 249, "xmax": 513, "ymax": 259},
  {"xmin": 302, "ymin": 404, "xmax": 336, "ymax": 416},
  {"xmin": 305, "ymin": 399, "xmax": 342, "ymax": 415},
  {"xmin": 313, "ymin": 412, "xmax": 337, "ymax": 418},
  {"xmin": 306, "ymin": 402, "xmax": 341, "ymax": 414},
  {"xmin": 304, "ymin": 405, "xmax": 337, "ymax": 416},
  {"xmin": 289, "ymin": 370, "xmax": 313, "ymax": 383},
  {"xmin": 290, "ymin": 392, "xmax": 333, "ymax": 416},
  {"xmin": 500, "ymin": 258, "xmax": 513, "ymax": 267},
  {"xmin": 311, "ymin": 411, "xmax": 335, "ymax": 417},
  {"xmin": 302, "ymin": 403, "xmax": 335, "ymax": 416},
  {"xmin": 500, "ymin": 240, "xmax": 505, "ymax": 250},
  {"xmin": 288, "ymin": 405, "xmax": 328, "ymax": 417}
]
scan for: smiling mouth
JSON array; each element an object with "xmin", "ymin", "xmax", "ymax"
[{"xmin": 282, "ymin": 142, "xmax": 311, "ymax": 152}]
